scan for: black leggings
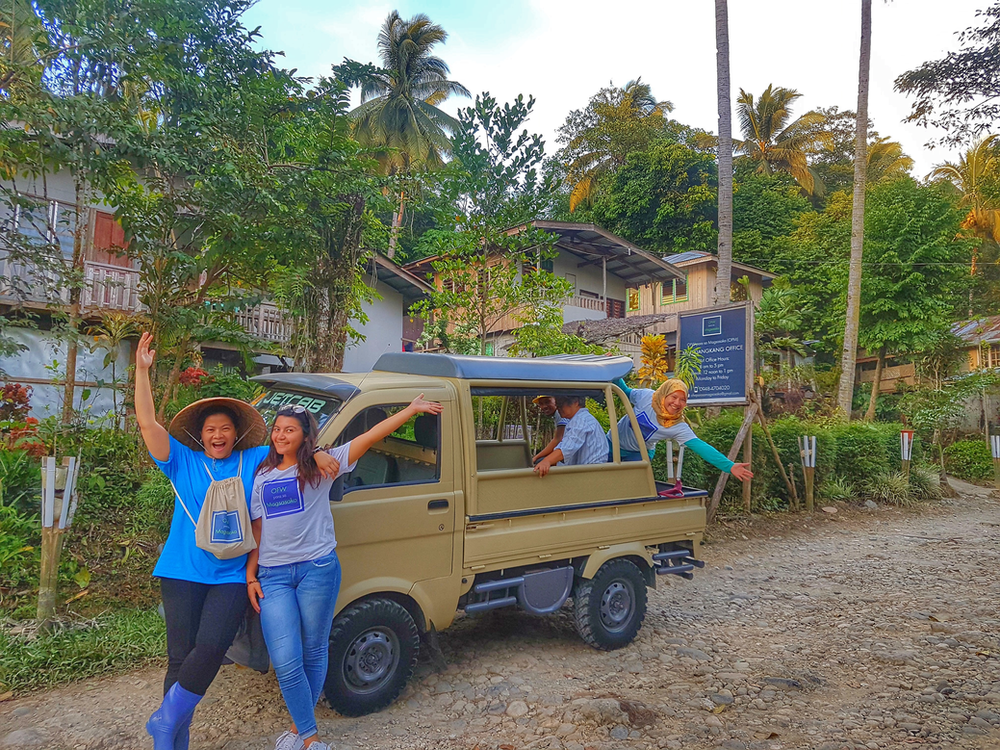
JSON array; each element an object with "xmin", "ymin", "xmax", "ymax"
[{"xmin": 160, "ymin": 578, "xmax": 247, "ymax": 696}]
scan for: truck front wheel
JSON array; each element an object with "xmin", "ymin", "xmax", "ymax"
[
  {"xmin": 324, "ymin": 598, "xmax": 420, "ymax": 716},
  {"xmin": 573, "ymin": 559, "xmax": 647, "ymax": 651}
]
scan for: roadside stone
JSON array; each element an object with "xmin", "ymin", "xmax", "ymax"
[
  {"xmin": 506, "ymin": 701, "xmax": 529, "ymax": 718},
  {"xmin": 1, "ymin": 729, "xmax": 46, "ymax": 747},
  {"xmin": 609, "ymin": 725, "xmax": 629, "ymax": 740},
  {"xmin": 675, "ymin": 647, "xmax": 711, "ymax": 662}
]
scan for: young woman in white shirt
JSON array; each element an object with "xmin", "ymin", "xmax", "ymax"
[{"xmin": 246, "ymin": 395, "xmax": 443, "ymax": 750}]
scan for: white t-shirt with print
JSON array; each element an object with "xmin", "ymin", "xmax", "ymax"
[
  {"xmin": 615, "ymin": 388, "xmax": 698, "ymax": 454},
  {"xmin": 250, "ymin": 442, "xmax": 357, "ymax": 567}
]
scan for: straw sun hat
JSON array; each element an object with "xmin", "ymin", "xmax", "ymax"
[{"xmin": 168, "ymin": 397, "xmax": 269, "ymax": 452}]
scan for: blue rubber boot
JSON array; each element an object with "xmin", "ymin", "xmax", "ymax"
[
  {"xmin": 146, "ymin": 683, "xmax": 201, "ymax": 750},
  {"xmin": 174, "ymin": 719, "xmax": 190, "ymax": 750}
]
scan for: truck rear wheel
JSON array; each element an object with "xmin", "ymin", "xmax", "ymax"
[
  {"xmin": 324, "ymin": 598, "xmax": 419, "ymax": 716},
  {"xmin": 573, "ymin": 559, "xmax": 647, "ymax": 651}
]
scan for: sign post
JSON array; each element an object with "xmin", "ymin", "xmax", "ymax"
[
  {"xmin": 677, "ymin": 302, "xmax": 755, "ymax": 521},
  {"xmin": 991, "ymin": 434, "xmax": 1000, "ymax": 493},
  {"xmin": 900, "ymin": 430, "xmax": 914, "ymax": 482},
  {"xmin": 798, "ymin": 436, "xmax": 816, "ymax": 512}
]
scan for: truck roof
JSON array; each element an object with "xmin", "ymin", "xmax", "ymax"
[{"xmin": 373, "ymin": 352, "xmax": 634, "ymax": 383}]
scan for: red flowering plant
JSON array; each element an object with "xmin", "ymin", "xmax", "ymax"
[
  {"xmin": 0, "ymin": 384, "xmax": 46, "ymax": 456},
  {"xmin": 179, "ymin": 367, "xmax": 210, "ymax": 386}
]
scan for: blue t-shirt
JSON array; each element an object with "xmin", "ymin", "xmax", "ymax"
[{"xmin": 151, "ymin": 436, "xmax": 270, "ymax": 584}]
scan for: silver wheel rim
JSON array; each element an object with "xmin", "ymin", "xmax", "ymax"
[
  {"xmin": 599, "ymin": 580, "xmax": 634, "ymax": 632},
  {"xmin": 343, "ymin": 627, "xmax": 400, "ymax": 693}
]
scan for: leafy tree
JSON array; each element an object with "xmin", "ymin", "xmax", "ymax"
[
  {"xmin": 866, "ymin": 137, "xmax": 914, "ymax": 183},
  {"xmin": 856, "ymin": 178, "xmax": 973, "ymax": 419},
  {"xmin": 755, "ymin": 277, "xmax": 810, "ymax": 374},
  {"xmin": 590, "ymin": 141, "xmax": 717, "ymax": 253},
  {"xmin": 507, "ymin": 304, "xmax": 604, "ymax": 358},
  {"xmin": 556, "ymin": 78, "xmax": 672, "ymax": 212},
  {"xmin": 895, "ymin": 2, "xmax": 1000, "ymax": 146},
  {"xmin": 340, "ymin": 11, "xmax": 469, "ymax": 257},
  {"xmin": 413, "ymin": 93, "xmax": 568, "ymax": 355},
  {"xmin": 734, "ymin": 85, "xmax": 827, "ymax": 195},
  {"xmin": 732, "ymin": 170, "xmax": 812, "ymax": 268}
]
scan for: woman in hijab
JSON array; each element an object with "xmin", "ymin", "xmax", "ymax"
[{"xmin": 608, "ymin": 378, "xmax": 753, "ymax": 481}]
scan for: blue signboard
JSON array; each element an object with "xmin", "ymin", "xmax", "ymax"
[{"xmin": 677, "ymin": 304, "xmax": 750, "ymax": 405}]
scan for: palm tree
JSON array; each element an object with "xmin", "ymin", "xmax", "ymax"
[
  {"xmin": 866, "ymin": 137, "xmax": 913, "ymax": 182},
  {"xmin": 349, "ymin": 11, "xmax": 470, "ymax": 257},
  {"xmin": 565, "ymin": 78, "xmax": 672, "ymax": 211},
  {"xmin": 713, "ymin": 0, "xmax": 733, "ymax": 307},
  {"xmin": 837, "ymin": 0, "xmax": 872, "ymax": 418},
  {"xmin": 734, "ymin": 85, "xmax": 827, "ymax": 195},
  {"xmin": 0, "ymin": 0, "xmax": 47, "ymax": 99},
  {"xmin": 929, "ymin": 134, "xmax": 1000, "ymax": 244}
]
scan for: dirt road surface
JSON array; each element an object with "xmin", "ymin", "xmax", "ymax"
[{"xmin": 3, "ymin": 480, "xmax": 1000, "ymax": 750}]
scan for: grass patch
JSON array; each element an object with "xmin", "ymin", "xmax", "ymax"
[{"xmin": 0, "ymin": 608, "xmax": 165, "ymax": 694}]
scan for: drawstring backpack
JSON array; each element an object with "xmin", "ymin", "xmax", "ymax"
[{"xmin": 170, "ymin": 452, "xmax": 257, "ymax": 560}]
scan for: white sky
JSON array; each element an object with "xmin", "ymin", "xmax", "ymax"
[{"xmin": 243, "ymin": 0, "xmax": 990, "ymax": 177}]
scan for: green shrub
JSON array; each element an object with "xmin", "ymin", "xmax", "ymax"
[
  {"xmin": 0, "ymin": 609, "xmax": 165, "ymax": 694},
  {"xmin": 821, "ymin": 475, "xmax": 854, "ymax": 501},
  {"xmin": 129, "ymin": 470, "xmax": 174, "ymax": 538},
  {"xmin": 200, "ymin": 368, "xmax": 264, "ymax": 402},
  {"xmin": 944, "ymin": 439, "xmax": 992, "ymax": 481},
  {"xmin": 908, "ymin": 464, "xmax": 943, "ymax": 500},
  {"xmin": 0, "ymin": 501, "xmax": 39, "ymax": 591},
  {"xmin": 0, "ymin": 449, "xmax": 40, "ymax": 515},
  {"xmin": 864, "ymin": 472, "xmax": 915, "ymax": 506}
]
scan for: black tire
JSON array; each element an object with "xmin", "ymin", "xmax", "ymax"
[
  {"xmin": 324, "ymin": 598, "xmax": 420, "ymax": 717},
  {"xmin": 573, "ymin": 558, "xmax": 647, "ymax": 651}
]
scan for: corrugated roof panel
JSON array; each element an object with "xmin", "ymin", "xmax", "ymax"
[{"xmin": 664, "ymin": 251, "xmax": 709, "ymax": 264}]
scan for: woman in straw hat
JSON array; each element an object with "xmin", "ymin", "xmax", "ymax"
[
  {"xmin": 134, "ymin": 332, "xmax": 340, "ymax": 750},
  {"xmin": 609, "ymin": 378, "xmax": 753, "ymax": 482}
]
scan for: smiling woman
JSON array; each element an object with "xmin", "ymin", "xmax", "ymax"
[{"xmin": 130, "ymin": 333, "xmax": 341, "ymax": 750}]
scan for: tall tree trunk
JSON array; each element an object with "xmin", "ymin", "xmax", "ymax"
[
  {"xmin": 62, "ymin": 184, "xmax": 89, "ymax": 424},
  {"xmin": 712, "ymin": 0, "xmax": 733, "ymax": 307},
  {"xmin": 864, "ymin": 344, "xmax": 885, "ymax": 421},
  {"xmin": 302, "ymin": 194, "xmax": 366, "ymax": 372},
  {"xmin": 837, "ymin": 0, "xmax": 872, "ymax": 418},
  {"xmin": 387, "ymin": 189, "xmax": 406, "ymax": 260}
]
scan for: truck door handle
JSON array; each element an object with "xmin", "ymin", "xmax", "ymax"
[{"xmin": 427, "ymin": 499, "xmax": 449, "ymax": 511}]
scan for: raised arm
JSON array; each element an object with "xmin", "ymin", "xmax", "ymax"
[
  {"xmin": 347, "ymin": 394, "xmax": 444, "ymax": 466},
  {"xmin": 532, "ymin": 424, "xmax": 565, "ymax": 463},
  {"xmin": 135, "ymin": 332, "xmax": 170, "ymax": 462}
]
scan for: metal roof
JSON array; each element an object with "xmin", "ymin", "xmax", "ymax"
[
  {"xmin": 374, "ymin": 352, "xmax": 634, "ymax": 382},
  {"xmin": 369, "ymin": 255, "xmax": 433, "ymax": 301},
  {"xmin": 952, "ymin": 315, "xmax": 1000, "ymax": 346},
  {"xmin": 663, "ymin": 250, "xmax": 777, "ymax": 280},
  {"xmin": 526, "ymin": 221, "xmax": 684, "ymax": 286}
]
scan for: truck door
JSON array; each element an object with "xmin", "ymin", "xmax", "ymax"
[{"xmin": 324, "ymin": 387, "xmax": 457, "ymax": 586}]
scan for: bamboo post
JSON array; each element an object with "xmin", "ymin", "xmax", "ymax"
[
  {"xmin": 798, "ymin": 436, "xmax": 816, "ymax": 513},
  {"xmin": 991, "ymin": 435, "xmax": 1000, "ymax": 494},
  {"xmin": 742, "ymin": 423, "xmax": 752, "ymax": 512},
  {"xmin": 900, "ymin": 429, "xmax": 914, "ymax": 482},
  {"xmin": 37, "ymin": 455, "xmax": 82, "ymax": 626},
  {"xmin": 708, "ymin": 401, "xmax": 758, "ymax": 522}
]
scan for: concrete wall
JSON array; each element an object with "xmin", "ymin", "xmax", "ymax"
[
  {"xmin": 342, "ymin": 280, "xmax": 404, "ymax": 373},
  {"xmin": 551, "ymin": 250, "xmax": 627, "ymax": 324},
  {"xmin": 0, "ymin": 328, "xmax": 130, "ymax": 421}
]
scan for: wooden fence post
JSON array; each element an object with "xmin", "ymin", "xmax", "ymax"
[
  {"xmin": 992, "ymin": 434, "xmax": 1000, "ymax": 494},
  {"xmin": 708, "ymin": 401, "xmax": 758, "ymax": 522},
  {"xmin": 798, "ymin": 436, "xmax": 816, "ymax": 513}
]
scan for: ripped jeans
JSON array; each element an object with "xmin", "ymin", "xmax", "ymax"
[{"xmin": 258, "ymin": 549, "xmax": 341, "ymax": 739}]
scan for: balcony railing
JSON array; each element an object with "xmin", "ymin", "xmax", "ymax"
[
  {"xmin": 234, "ymin": 303, "xmax": 294, "ymax": 344},
  {"xmin": 1, "ymin": 257, "xmax": 293, "ymax": 344},
  {"xmin": 567, "ymin": 295, "xmax": 606, "ymax": 313}
]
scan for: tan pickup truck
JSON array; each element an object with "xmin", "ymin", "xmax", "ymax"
[{"xmin": 248, "ymin": 353, "xmax": 708, "ymax": 716}]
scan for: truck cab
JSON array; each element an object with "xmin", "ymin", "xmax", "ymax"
[{"xmin": 249, "ymin": 353, "xmax": 708, "ymax": 716}]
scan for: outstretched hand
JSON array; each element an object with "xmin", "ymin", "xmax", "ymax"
[
  {"xmin": 314, "ymin": 450, "xmax": 341, "ymax": 480},
  {"xmin": 136, "ymin": 331, "xmax": 156, "ymax": 371},
  {"xmin": 410, "ymin": 393, "xmax": 444, "ymax": 415},
  {"xmin": 731, "ymin": 463, "xmax": 754, "ymax": 482}
]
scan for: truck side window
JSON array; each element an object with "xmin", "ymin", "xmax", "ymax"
[{"xmin": 336, "ymin": 404, "xmax": 441, "ymax": 489}]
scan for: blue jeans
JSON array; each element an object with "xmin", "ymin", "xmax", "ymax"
[{"xmin": 258, "ymin": 550, "xmax": 341, "ymax": 739}]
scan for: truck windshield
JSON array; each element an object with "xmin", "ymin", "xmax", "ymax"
[{"xmin": 252, "ymin": 388, "xmax": 343, "ymax": 430}]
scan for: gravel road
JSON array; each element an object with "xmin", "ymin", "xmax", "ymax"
[{"xmin": 3, "ymin": 479, "xmax": 999, "ymax": 750}]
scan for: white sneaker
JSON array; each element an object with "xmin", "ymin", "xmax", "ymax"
[
  {"xmin": 274, "ymin": 731, "xmax": 305, "ymax": 750},
  {"xmin": 306, "ymin": 743, "xmax": 331, "ymax": 750}
]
